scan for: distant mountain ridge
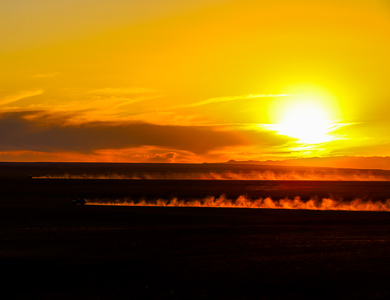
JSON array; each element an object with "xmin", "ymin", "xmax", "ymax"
[{"xmin": 226, "ymin": 157, "xmax": 390, "ymax": 170}]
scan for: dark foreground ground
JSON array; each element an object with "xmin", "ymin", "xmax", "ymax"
[{"xmin": 1, "ymin": 168, "xmax": 390, "ymax": 299}]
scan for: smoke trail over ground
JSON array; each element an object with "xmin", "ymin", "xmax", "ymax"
[
  {"xmin": 34, "ymin": 170, "xmax": 390, "ymax": 181},
  {"xmin": 86, "ymin": 195, "xmax": 390, "ymax": 212}
]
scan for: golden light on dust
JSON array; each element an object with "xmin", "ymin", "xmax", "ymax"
[{"xmin": 265, "ymin": 85, "xmax": 343, "ymax": 145}]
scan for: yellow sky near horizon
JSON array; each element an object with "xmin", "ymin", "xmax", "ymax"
[{"xmin": 1, "ymin": 0, "xmax": 390, "ymax": 163}]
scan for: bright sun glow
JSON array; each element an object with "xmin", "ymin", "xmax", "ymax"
[
  {"xmin": 266, "ymin": 85, "xmax": 343, "ymax": 145},
  {"xmin": 276, "ymin": 102, "xmax": 334, "ymax": 144}
]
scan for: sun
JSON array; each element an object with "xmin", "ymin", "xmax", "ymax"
[
  {"xmin": 266, "ymin": 85, "xmax": 343, "ymax": 145},
  {"xmin": 275, "ymin": 101, "xmax": 334, "ymax": 144}
]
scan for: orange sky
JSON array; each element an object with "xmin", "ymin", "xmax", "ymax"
[{"xmin": 1, "ymin": 0, "xmax": 390, "ymax": 164}]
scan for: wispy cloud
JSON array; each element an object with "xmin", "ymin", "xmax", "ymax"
[
  {"xmin": 33, "ymin": 72, "xmax": 59, "ymax": 78},
  {"xmin": 87, "ymin": 87, "xmax": 162, "ymax": 114},
  {"xmin": 0, "ymin": 89, "xmax": 44, "ymax": 106},
  {"xmin": 90, "ymin": 87, "xmax": 156, "ymax": 95},
  {"xmin": 185, "ymin": 94, "xmax": 289, "ymax": 108},
  {"xmin": 0, "ymin": 87, "xmax": 161, "ymax": 123}
]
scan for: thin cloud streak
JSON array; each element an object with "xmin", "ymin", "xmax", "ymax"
[
  {"xmin": 33, "ymin": 72, "xmax": 59, "ymax": 78},
  {"xmin": 185, "ymin": 94, "xmax": 289, "ymax": 108},
  {"xmin": 0, "ymin": 90, "xmax": 44, "ymax": 106},
  {"xmin": 0, "ymin": 87, "xmax": 162, "ymax": 123},
  {"xmin": 90, "ymin": 87, "xmax": 156, "ymax": 95}
]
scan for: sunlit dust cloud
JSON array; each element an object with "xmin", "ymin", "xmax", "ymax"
[
  {"xmin": 86, "ymin": 195, "xmax": 390, "ymax": 212},
  {"xmin": 34, "ymin": 171, "xmax": 390, "ymax": 181}
]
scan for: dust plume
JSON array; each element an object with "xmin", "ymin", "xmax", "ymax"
[
  {"xmin": 34, "ymin": 170, "xmax": 390, "ymax": 181},
  {"xmin": 86, "ymin": 195, "xmax": 390, "ymax": 212}
]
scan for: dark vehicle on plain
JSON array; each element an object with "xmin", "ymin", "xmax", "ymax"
[{"xmin": 72, "ymin": 198, "xmax": 86, "ymax": 205}]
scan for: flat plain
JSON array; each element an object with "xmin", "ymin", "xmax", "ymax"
[{"xmin": 1, "ymin": 163, "xmax": 390, "ymax": 299}]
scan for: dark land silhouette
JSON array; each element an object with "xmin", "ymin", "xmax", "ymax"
[{"xmin": 1, "ymin": 163, "xmax": 390, "ymax": 299}]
